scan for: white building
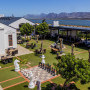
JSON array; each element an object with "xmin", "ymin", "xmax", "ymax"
[
  {"xmin": 0, "ymin": 14, "xmax": 4, "ymax": 18},
  {"xmin": 0, "ymin": 23, "xmax": 17, "ymax": 54},
  {"xmin": 0, "ymin": 17, "xmax": 35, "ymax": 29},
  {"xmin": 9, "ymin": 18, "xmax": 35, "ymax": 29},
  {"xmin": 0, "ymin": 17, "xmax": 35, "ymax": 55},
  {"xmin": 51, "ymin": 21, "xmax": 59, "ymax": 37}
]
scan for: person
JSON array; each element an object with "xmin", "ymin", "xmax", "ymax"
[{"xmin": 36, "ymin": 81, "xmax": 41, "ymax": 90}]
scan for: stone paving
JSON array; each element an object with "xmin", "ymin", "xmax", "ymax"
[
  {"xmin": 15, "ymin": 45, "xmax": 33, "ymax": 56},
  {"xmin": 0, "ymin": 45, "xmax": 33, "ymax": 59},
  {"xmin": 21, "ymin": 66, "xmax": 55, "ymax": 82}
]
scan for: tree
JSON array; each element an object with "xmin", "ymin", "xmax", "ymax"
[
  {"xmin": 36, "ymin": 22, "xmax": 49, "ymax": 39},
  {"xmin": 20, "ymin": 23, "xmax": 34, "ymax": 39},
  {"xmin": 42, "ymin": 19, "xmax": 46, "ymax": 23},
  {"xmin": 54, "ymin": 54, "xmax": 90, "ymax": 88}
]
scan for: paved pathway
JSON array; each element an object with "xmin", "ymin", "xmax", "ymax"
[
  {"xmin": 0, "ymin": 45, "xmax": 33, "ymax": 59},
  {"xmin": 15, "ymin": 45, "xmax": 33, "ymax": 56}
]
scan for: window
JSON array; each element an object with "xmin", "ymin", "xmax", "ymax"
[{"xmin": 8, "ymin": 35, "xmax": 13, "ymax": 46}]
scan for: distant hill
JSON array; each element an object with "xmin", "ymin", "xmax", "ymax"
[{"xmin": 24, "ymin": 12, "xmax": 90, "ymax": 20}]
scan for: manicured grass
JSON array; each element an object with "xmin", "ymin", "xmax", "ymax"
[
  {"xmin": 18, "ymin": 53, "xmax": 41, "ymax": 67},
  {"xmin": 20, "ymin": 39, "xmax": 54, "ymax": 52},
  {"xmin": 0, "ymin": 67, "xmax": 20, "ymax": 82},
  {"xmin": 21, "ymin": 39, "xmax": 89, "ymax": 61},
  {"xmin": 1, "ymin": 77, "xmax": 25, "ymax": 88},
  {"xmin": 51, "ymin": 76, "xmax": 65, "ymax": 85},
  {"xmin": 76, "ymin": 80, "xmax": 90, "ymax": 90},
  {"xmin": 51, "ymin": 76, "xmax": 90, "ymax": 90},
  {"xmin": 0, "ymin": 39, "xmax": 89, "ymax": 90},
  {"xmin": 75, "ymin": 52, "xmax": 89, "ymax": 60},
  {"xmin": 41, "ymin": 81, "xmax": 51, "ymax": 90},
  {"xmin": 5, "ymin": 82, "xmax": 35, "ymax": 90},
  {"xmin": 18, "ymin": 51, "xmax": 58, "ymax": 67},
  {"xmin": 19, "ymin": 39, "xmax": 89, "ymax": 67},
  {"xmin": 20, "ymin": 65, "xmax": 29, "ymax": 69},
  {"xmin": 6, "ymin": 81, "xmax": 51, "ymax": 90}
]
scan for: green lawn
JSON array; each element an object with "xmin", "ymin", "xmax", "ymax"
[
  {"xmin": 1, "ymin": 77, "xmax": 25, "ymax": 88},
  {"xmin": 51, "ymin": 76, "xmax": 65, "ymax": 85},
  {"xmin": 20, "ymin": 39, "xmax": 54, "ymax": 52},
  {"xmin": 5, "ymin": 78, "xmax": 90, "ymax": 90},
  {"xmin": 75, "ymin": 52, "xmax": 89, "ymax": 60},
  {"xmin": 19, "ymin": 39, "xmax": 89, "ymax": 67},
  {"xmin": 0, "ymin": 67, "xmax": 20, "ymax": 82},
  {"xmin": 51, "ymin": 76, "xmax": 90, "ymax": 90},
  {"xmin": 6, "ymin": 81, "xmax": 51, "ymax": 90},
  {"xmin": 21, "ymin": 39, "xmax": 89, "ymax": 60},
  {"xmin": 0, "ymin": 39, "xmax": 89, "ymax": 90},
  {"xmin": 18, "ymin": 51, "xmax": 58, "ymax": 67},
  {"xmin": 6, "ymin": 82, "xmax": 35, "ymax": 90},
  {"xmin": 76, "ymin": 80, "xmax": 90, "ymax": 90}
]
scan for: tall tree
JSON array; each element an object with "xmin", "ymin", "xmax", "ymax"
[
  {"xmin": 42, "ymin": 19, "xmax": 46, "ymax": 23},
  {"xmin": 20, "ymin": 23, "xmax": 34, "ymax": 38},
  {"xmin": 54, "ymin": 54, "xmax": 90, "ymax": 88},
  {"xmin": 36, "ymin": 22, "xmax": 49, "ymax": 39}
]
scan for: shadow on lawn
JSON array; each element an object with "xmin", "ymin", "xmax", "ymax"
[
  {"xmin": 88, "ymin": 87, "xmax": 90, "ymax": 90},
  {"xmin": 10, "ymin": 69, "xmax": 15, "ymax": 71},
  {"xmin": 42, "ymin": 83, "xmax": 80, "ymax": 90},
  {"xmin": 24, "ymin": 85, "xmax": 28, "ymax": 88},
  {"xmin": 63, "ymin": 41, "xmax": 88, "ymax": 51}
]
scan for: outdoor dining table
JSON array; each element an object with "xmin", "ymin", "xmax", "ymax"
[
  {"xmin": 26, "ymin": 43, "xmax": 31, "ymax": 48},
  {"xmin": 35, "ymin": 48, "xmax": 46, "ymax": 54},
  {"xmin": 1, "ymin": 56, "xmax": 13, "ymax": 64},
  {"xmin": 51, "ymin": 48, "xmax": 59, "ymax": 53},
  {"xmin": 8, "ymin": 48, "xmax": 18, "ymax": 56},
  {"xmin": 9, "ymin": 49, "xmax": 15, "ymax": 55}
]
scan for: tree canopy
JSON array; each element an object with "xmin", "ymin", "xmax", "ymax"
[
  {"xmin": 42, "ymin": 19, "xmax": 46, "ymax": 23},
  {"xmin": 54, "ymin": 54, "xmax": 90, "ymax": 88},
  {"xmin": 20, "ymin": 23, "xmax": 34, "ymax": 36},
  {"xmin": 36, "ymin": 22, "xmax": 49, "ymax": 38}
]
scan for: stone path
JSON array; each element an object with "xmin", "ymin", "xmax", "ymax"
[
  {"xmin": 15, "ymin": 45, "xmax": 33, "ymax": 56},
  {"xmin": 0, "ymin": 45, "xmax": 33, "ymax": 59},
  {"xmin": 21, "ymin": 66, "xmax": 55, "ymax": 83}
]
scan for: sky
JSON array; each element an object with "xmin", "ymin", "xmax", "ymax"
[{"xmin": 0, "ymin": 0, "xmax": 90, "ymax": 17}]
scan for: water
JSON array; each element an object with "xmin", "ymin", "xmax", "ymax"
[{"xmin": 29, "ymin": 19, "xmax": 90, "ymax": 26}]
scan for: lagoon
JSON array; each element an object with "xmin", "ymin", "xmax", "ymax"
[{"xmin": 29, "ymin": 19, "xmax": 90, "ymax": 26}]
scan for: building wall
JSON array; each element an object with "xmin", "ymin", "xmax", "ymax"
[
  {"xmin": 0, "ymin": 23, "xmax": 17, "ymax": 54},
  {"xmin": 0, "ymin": 29, "xmax": 5, "ymax": 54},
  {"xmin": 4, "ymin": 25, "xmax": 17, "ymax": 49}
]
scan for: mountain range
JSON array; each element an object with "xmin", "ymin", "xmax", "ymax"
[{"xmin": 24, "ymin": 12, "xmax": 90, "ymax": 19}]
